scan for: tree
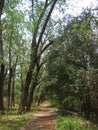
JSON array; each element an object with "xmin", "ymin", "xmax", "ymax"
[
  {"xmin": 43, "ymin": 40, "xmax": 77, "ymax": 114},
  {"xmin": 26, "ymin": 61, "xmax": 43, "ymax": 111},
  {"xmin": 43, "ymin": 9, "xmax": 98, "ymax": 119},
  {"xmin": 2, "ymin": 0, "xmax": 27, "ymax": 109},
  {"xmin": 18, "ymin": 0, "xmax": 58, "ymax": 114},
  {"xmin": 0, "ymin": 0, "xmax": 5, "ymax": 113},
  {"xmin": 5, "ymin": 5, "xmax": 22, "ymax": 110}
]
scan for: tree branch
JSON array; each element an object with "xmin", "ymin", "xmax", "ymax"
[
  {"xmin": 37, "ymin": 40, "xmax": 53, "ymax": 60},
  {"xmin": 66, "ymin": 59, "xmax": 87, "ymax": 69},
  {"xmin": 37, "ymin": 0, "xmax": 58, "ymax": 48},
  {"xmin": 0, "ymin": 0, "xmax": 5, "ymax": 16},
  {"xmin": 31, "ymin": 0, "xmax": 50, "ymax": 47}
]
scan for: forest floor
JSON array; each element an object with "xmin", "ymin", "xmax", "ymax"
[
  {"xmin": 20, "ymin": 102, "xmax": 57, "ymax": 130},
  {"xmin": 0, "ymin": 102, "xmax": 97, "ymax": 130}
]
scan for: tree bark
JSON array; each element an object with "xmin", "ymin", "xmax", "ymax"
[
  {"xmin": 18, "ymin": 68, "xmax": 33, "ymax": 114},
  {"xmin": 0, "ymin": 65, "xmax": 5, "ymax": 113},
  {"xmin": 0, "ymin": 0, "xmax": 5, "ymax": 113},
  {"xmin": 7, "ymin": 19, "xmax": 13, "ymax": 110},
  {"xmin": 11, "ymin": 57, "xmax": 18, "ymax": 108},
  {"xmin": 7, "ymin": 67, "xmax": 12, "ymax": 110},
  {"xmin": 18, "ymin": 0, "xmax": 58, "ymax": 114},
  {"xmin": 11, "ymin": 75, "xmax": 15, "ymax": 108},
  {"xmin": 26, "ymin": 63, "xmax": 41, "ymax": 111},
  {"xmin": 0, "ymin": 0, "xmax": 5, "ymax": 58},
  {"xmin": 26, "ymin": 80, "xmax": 37, "ymax": 111}
]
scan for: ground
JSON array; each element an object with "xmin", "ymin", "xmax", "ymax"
[{"xmin": 20, "ymin": 102, "xmax": 57, "ymax": 130}]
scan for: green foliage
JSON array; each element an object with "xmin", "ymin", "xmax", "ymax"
[
  {"xmin": 43, "ymin": 40, "xmax": 78, "ymax": 114},
  {"xmin": 0, "ymin": 105, "xmax": 41, "ymax": 130},
  {"xmin": 72, "ymin": 23, "xmax": 80, "ymax": 33},
  {"xmin": 0, "ymin": 0, "xmax": 98, "ymax": 126},
  {"xmin": 42, "ymin": 9, "xmax": 98, "ymax": 121},
  {"xmin": 57, "ymin": 115, "xmax": 98, "ymax": 130},
  {"xmin": 0, "ymin": 58, "xmax": 4, "ymax": 64}
]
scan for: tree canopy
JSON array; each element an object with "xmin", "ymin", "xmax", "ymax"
[{"xmin": 0, "ymin": 0, "xmax": 98, "ymax": 124}]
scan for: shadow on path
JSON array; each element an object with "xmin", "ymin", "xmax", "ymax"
[{"xmin": 20, "ymin": 102, "xmax": 57, "ymax": 130}]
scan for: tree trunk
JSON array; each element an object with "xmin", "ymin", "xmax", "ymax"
[
  {"xmin": 37, "ymin": 95, "xmax": 45, "ymax": 106},
  {"xmin": 95, "ymin": 78, "xmax": 98, "ymax": 121},
  {"xmin": 26, "ymin": 81, "xmax": 37, "ymax": 111},
  {"xmin": 11, "ymin": 75, "xmax": 15, "ymax": 108},
  {"xmin": 11, "ymin": 57, "xmax": 18, "ymax": 108},
  {"xmin": 0, "ymin": 65, "xmax": 5, "ymax": 113},
  {"xmin": 0, "ymin": 0, "xmax": 5, "ymax": 113},
  {"xmin": 20, "ymin": 71, "xmax": 24, "ymax": 91},
  {"xmin": 7, "ymin": 67, "xmax": 12, "ymax": 110},
  {"xmin": 18, "ymin": 0, "xmax": 58, "ymax": 114},
  {"xmin": 18, "ymin": 69, "xmax": 33, "ymax": 114},
  {"xmin": 26, "ymin": 60, "xmax": 42, "ymax": 111}
]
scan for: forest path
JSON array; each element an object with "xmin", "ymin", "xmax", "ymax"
[{"xmin": 20, "ymin": 102, "xmax": 57, "ymax": 130}]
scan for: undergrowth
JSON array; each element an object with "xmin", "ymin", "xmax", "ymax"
[
  {"xmin": 57, "ymin": 114, "xmax": 98, "ymax": 130},
  {"xmin": 0, "ymin": 105, "xmax": 40, "ymax": 130}
]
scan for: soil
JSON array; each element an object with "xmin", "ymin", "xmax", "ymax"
[{"xmin": 20, "ymin": 102, "xmax": 57, "ymax": 130}]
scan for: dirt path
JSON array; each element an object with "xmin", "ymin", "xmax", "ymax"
[{"xmin": 20, "ymin": 102, "xmax": 57, "ymax": 130}]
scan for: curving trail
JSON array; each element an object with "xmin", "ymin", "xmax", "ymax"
[{"xmin": 20, "ymin": 102, "xmax": 57, "ymax": 130}]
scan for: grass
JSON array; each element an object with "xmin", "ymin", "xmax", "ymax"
[
  {"xmin": 0, "ymin": 105, "xmax": 41, "ymax": 130},
  {"xmin": 57, "ymin": 114, "xmax": 98, "ymax": 130}
]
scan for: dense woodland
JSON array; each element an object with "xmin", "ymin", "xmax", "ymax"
[{"xmin": 0, "ymin": 0, "xmax": 98, "ymax": 125}]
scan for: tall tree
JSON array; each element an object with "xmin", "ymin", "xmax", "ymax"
[
  {"xmin": 18, "ymin": 0, "xmax": 58, "ymax": 114},
  {"xmin": 42, "ymin": 9, "xmax": 98, "ymax": 118},
  {"xmin": 0, "ymin": 0, "xmax": 5, "ymax": 113},
  {"xmin": 26, "ymin": 59, "xmax": 43, "ymax": 111},
  {"xmin": 3, "ymin": 0, "xmax": 25, "ymax": 110}
]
